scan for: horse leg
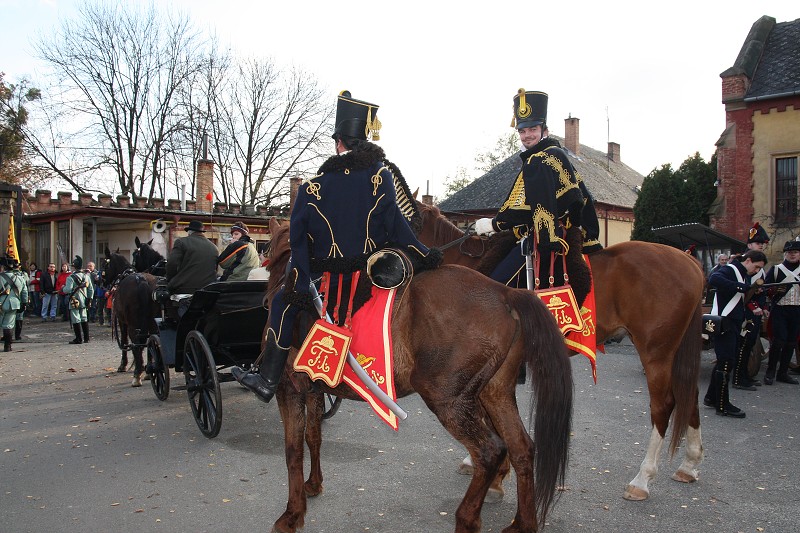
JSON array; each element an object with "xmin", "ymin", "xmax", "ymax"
[
  {"xmin": 117, "ymin": 350, "xmax": 128, "ymax": 373},
  {"xmin": 132, "ymin": 346, "xmax": 145, "ymax": 387},
  {"xmin": 272, "ymin": 382, "xmax": 308, "ymax": 533},
  {"xmin": 458, "ymin": 453, "xmax": 509, "ymax": 504},
  {"xmin": 672, "ymin": 424, "xmax": 703, "ymax": 484},
  {"xmin": 624, "ymin": 426, "xmax": 664, "ymax": 501},
  {"xmin": 420, "ymin": 391, "xmax": 505, "ymax": 533},
  {"xmin": 303, "ymin": 390, "xmax": 324, "ymax": 497}
]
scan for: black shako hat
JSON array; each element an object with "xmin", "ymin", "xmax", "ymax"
[
  {"xmin": 186, "ymin": 220, "xmax": 206, "ymax": 233},
  {"xmin": 511, "ymin": 89, "xmax": 548, "ymax": 130},
  {"xmin": 72, "ymin": 255, "xmax": 83, "ymax": 269},
  {"xmin": 332, "ymin": 90, "xmax": 381, "ymax": 141},
  {"xmin": 783, "ymin": 239, "xmax": 800, "ymax": 252},
  {"xmin": 747, "ymin": 222, "xmax": 769, "ymax": 244}
]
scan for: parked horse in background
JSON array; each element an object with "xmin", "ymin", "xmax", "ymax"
[
  {"xmin": 264, "ymin": 217, "xmax": 573, "ymax": 533},
  {"xmin": 103, "ymin": 247, "xmax": 160, "ymax": 386},
  {"xmin": 132, "ymin": 236, "xmax": 167, "ymax": 276},
  {"xmin": 415, "ymin": 202, "xmax": 705, "ymax": 501}
]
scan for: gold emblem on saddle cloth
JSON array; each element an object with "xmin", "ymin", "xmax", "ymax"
[
  {"xmin": 535, "ymin": 285, "xmax": 585, "ymax": 335},
  {"xmin": 294, "ymin": 321, "xmax": 352, "ymax": 387}
]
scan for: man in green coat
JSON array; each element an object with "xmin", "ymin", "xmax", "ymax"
[
  {"xmin": 0, "ymin": 257, "xmax": 28, "ymax": 352},
  {"xmin": 166, "ymin": 220, "xmax": 219, "ymax": 294},
  {"xmin": 62, "ymin": 256, "xmax": 93, "ymax": 345}
]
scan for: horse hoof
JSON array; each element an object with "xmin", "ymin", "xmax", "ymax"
[
  {"xmin": 117, "ymin": 366, "xmax": 126, "ymax": 373},
  {"xmin": 132, "ymin": 375, "xmax": 143, "ymax": 387},
  {"xmin": 304, "ymin": 481, "xmax": 324, "ymax": 497},
  {"xmin": 671, "ymin": 469, "xmax": 698, "ymax": 484},
  {"xmin": 458, "ymin": 456, "xmax": 474, "ymax": 476},
  {"xmin": 623, "ymin": 484, "xmax": 649, "ymax": 501},
  {"xmin": 485, "ymin": 486, "xmax": 505, "ymax": 504},
  {"xmin": 143, "ymin": 373, "xmax": 152, "ymax": 381}
]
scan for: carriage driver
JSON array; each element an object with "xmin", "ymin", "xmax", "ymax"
[
  {"xmin": 233, "ymin": 90, "xmax": 441, "ymax": 403},
  {"xmin": 166, "ymin": 220, "xmax": 219, "ymax": 294},
  {"xmin": 472, "ymin": 89, "xmax": 602, "ymax": 288}
]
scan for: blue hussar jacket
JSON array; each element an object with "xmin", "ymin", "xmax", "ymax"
[
  {"xmin": 289, "ymin": 142, "xmax": 430, "ymax": 294},
  {"xmin": 708, "ymin": 261, "xmax": 750, "ymax": 323}
]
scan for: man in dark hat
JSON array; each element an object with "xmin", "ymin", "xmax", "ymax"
[
  {"xmin": 61, "ymin": 256, "xmax": 93, "ymax": 344},
  {"xmin": 232, "ymin": 90, "xmax": 440, "ymax": 404},
  {"xmin": 732, "ymin": 222, "xmax": 770, "ymax": 389},
  {"xmin": 0, "ymin": 257, "xmax": 28, "ymax": 351},
  {"xmin": 166, "ymin": 220, "xmax": 219, "ymax": 294},
  {"xmin": 473, "ymin": 88, "xmax": 600, "ymax": 287},
  {"xmin": 762, "ymin": 239, "xmax": 800, "ymax": 385},
  {"xmin": 703, "ymin": 249, "xmax": 767, "ymax": 417},
  {"xmin": 217, "ymin": 221, "xmax": 260, "ymax": 281}
]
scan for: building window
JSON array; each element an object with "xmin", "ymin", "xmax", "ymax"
[{"xmin": 775, "ymin": 156, "xmax": 799, "ymax": 224}]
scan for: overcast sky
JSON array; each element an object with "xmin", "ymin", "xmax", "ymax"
[{"xmin": 2, "ymin": 0, "xmax": 797, "ymax": 198}]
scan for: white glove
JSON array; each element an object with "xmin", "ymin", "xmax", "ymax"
[{"xmin": 474, "ymin": 217, "xmax": 495, "ymax": 236}]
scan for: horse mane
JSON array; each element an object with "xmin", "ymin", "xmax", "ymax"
[{"xmin": 416, "ymin": 201, "xmax": 465, "ymax": 244}]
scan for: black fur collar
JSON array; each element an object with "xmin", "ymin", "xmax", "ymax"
[{"xmin": 318, "ymin": 142, "xmax": 386, "ymax": 174}]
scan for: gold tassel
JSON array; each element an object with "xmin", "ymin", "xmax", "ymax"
[{"xmin": 365, "ymin": 106, "xmax": 381, "ymax": 141}]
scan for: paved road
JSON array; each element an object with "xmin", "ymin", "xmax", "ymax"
[{"xmin": 1, "ymin": 317, "xmax": 797, "ymax": 532}]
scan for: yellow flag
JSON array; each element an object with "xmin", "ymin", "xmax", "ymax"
[{"xmin": 6, "ymin": 213, "xmax": 19, "ymax": 261}]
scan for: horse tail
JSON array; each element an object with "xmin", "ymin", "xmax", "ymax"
[
  {"xmin": 508, "ymin": 289, "xmax": 573, "ymax": 524},
  {"xmin": 667, "ymin": 300, "xmax": 702, "ymax": 456}
]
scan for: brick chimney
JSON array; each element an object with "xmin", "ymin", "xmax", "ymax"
[
  {"xmin": 564, "ymin": 116, "xmax": 579, "ymax": 155},
  {"xmin": 196, "ymin": 159, "xmax": 214, "ymax": 212},
  {"xmin": 289, "ymin": 176, "xmax": 302, "ymax": 211},
  {"xmin": 607, "ymin": 142, "xmax": 621, "ymax": 163}
]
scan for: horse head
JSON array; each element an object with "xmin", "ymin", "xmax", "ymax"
[
  {"xmin": 132, "ymin": 237, "xmax": 165, "ymax": 275},
  {"xmin": 102, "ymin": 248, "xmax": 132, "ymax": 288}
]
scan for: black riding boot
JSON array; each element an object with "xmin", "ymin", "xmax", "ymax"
[
  {"xmin": 732, "ymin": 339, "xmax": 757, "ymax": 390},
  {"xmin": 232, "ymin": 332, "xmax": 290, "ymax": 403},
  {"xmin": 703, "ymin": 367, "xmax": 719, "ymax": 407},
  {"xmin": 69, "ymin": 323, "xmax": 83, "ymax": 345},
  {"xmin": 3, "ymin": 329, "xmax": 13, "ymax": 352},
  {"xmin": 716, "ymin": 365, "xmax": 745, "ymax": 418},
  {"xmin": 14, "ymin": 321, "xmax": 22, "ymax": 341},
  {"xmin": 81, "ymin": 322, "xmax": 90, "ymax": 344},
  {"xmin": 776, "ymin": 342, "xmax": 799, "ymax": 384},
  {"xmin": 764, "ymin": 340, "xmax": 783, "ymax": 385}
]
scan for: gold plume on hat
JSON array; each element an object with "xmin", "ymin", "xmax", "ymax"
[{"xmin": 366, "ymin": 106, "xmax": 381, "ymax": 141}]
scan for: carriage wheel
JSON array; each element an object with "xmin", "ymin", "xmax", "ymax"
[
  {"xmin": 322, "ymin": 393, "xmax": 342, "ymax": 420},
  {"xmin": 146, "ymin": 335, "xmax": 170, "ymax": 401},
  {"xmin": 183, "ymin": 331, "xmax": 222, "ymax": 438}
]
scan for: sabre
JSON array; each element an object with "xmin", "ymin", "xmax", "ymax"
[
  {"xmin": 521, "ymin": 235, "xmax": 535, "ymax": 290},
  {"xmin": 308, "ymin": 283, "xmax": 408, "ymax": 421}
]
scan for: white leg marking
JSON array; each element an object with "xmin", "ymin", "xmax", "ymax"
[{"xmin": 624, "ymin": 427, "xmax": 663, "ymax": 500}]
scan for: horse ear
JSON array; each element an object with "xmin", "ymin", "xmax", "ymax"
[
  {"xmin": 104, "ymin": 246, "xmax": 111, "ymax": 258},
  {"xmin": 412, "ymin": 188, "xmax": 419, "ymax": 200},
  {"xmin": 135, "ymin": 236, "xmax": 141, "ymax": 248},
  {"xmin": 269, "ymin": 216, "xmax": 280, "ymax": 235},
  {"xmin": 147, "ymin": 238, "xmax": 153, "ymax": 246},
  {"xmin": 115, "ymin": 247, "xmax": 120, "ymax": 253}
]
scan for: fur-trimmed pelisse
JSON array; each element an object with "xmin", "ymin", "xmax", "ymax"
[{"xmin": 367, "ymin": 249, "xmax": 412, "ymax": 289}]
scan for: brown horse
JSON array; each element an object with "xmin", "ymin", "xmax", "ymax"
[
  {"xmin": 416, "ymin": 202, "xmax": 705, "ymax": 501},
  {"xmin": 103, "ymin": 247, "xmax": 160, "ymax": 386},
  {"xmin": 265, "ymin": 217, "xmax": 573, "ymax": 533}
]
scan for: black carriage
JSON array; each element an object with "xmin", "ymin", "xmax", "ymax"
[
  {"xmin": 147, "ymin": 279, "xmax": 341, "ymax": 438},
  {"xmin": 147, "ymin": 280, "xmax": 269, "ymax": 438}
]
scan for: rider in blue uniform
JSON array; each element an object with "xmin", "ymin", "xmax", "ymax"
[
  {"xmin": 474, "ymin": 89, "xmax": 600, "ymax": 287},
  {"xmin": 233, "ymin": 90, "xmax": 439, "ymax": 403}
]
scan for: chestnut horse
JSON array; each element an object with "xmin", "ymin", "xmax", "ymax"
[
  {"xmin": 265, "ymin": 217, "xmax": 573, "ymax": 533},
  {"xmin": 416, "ymin": 202, "xmax": 705, "ymax": 501}
]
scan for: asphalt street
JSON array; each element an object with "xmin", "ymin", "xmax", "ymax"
[{"xmin": 1, "ymin": 317, "xmax": 798, "ymax": 532}]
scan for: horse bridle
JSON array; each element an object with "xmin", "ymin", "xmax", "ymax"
[{"xmin": 437, "ymin": 223, "xmax": 486, "ymax": 259}]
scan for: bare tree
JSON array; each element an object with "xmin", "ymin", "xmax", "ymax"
[
  {"xmin": 33, "ymin": 1, "xmax": 202, "ymax": 199},
  {"xmin": 207, "ymin": 57, "xmax": 333, "ymax": 208}
]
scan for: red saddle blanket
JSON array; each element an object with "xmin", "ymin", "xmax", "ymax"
[{"xmin": 343, "ymin": 285, "xmax": 400, "ymax": 430}]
